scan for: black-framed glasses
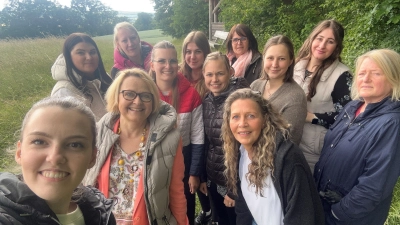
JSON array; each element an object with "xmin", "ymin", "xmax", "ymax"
[
  {"xmin": 152, "ymin": 58, "xmax": 179, "ymax": 66},
  {"xmin": 232, "ymin": 37, "xmax": 248, "ymax": 43},
  {"xmin": 120, "ymin": 90, "xmax": 153, "ymax": 102}
]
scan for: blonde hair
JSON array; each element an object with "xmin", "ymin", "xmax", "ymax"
[
  {"xmin": 181, "ymin": 31, "xmax": 211, "ymax": 99},
  {"xmin": 105, "ymin": 68, "xmax": 160, "ymax": 115},
  {"xmin": 202, "ymin": 51, "xmax": 231, "ymax": 74},
  {"xmin": 113, "ymin": 22, "xmax": 139, "ymax": 49},
  {"xmin": 150, "ymin": 40, "xmax": 180, "ymax": 111},
  {"xmin": 222, "ymin": 88, "xmax": 289, "ymax": 196},
  {"xmin": 351, "ymin": 49, "xmax": 400, "ymax": 101}
]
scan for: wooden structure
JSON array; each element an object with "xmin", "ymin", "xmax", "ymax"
[
  {"xmin": 208, "ymin": 30, "xmax": 229, "ymax": 48},
  {"xmin": 207, "ymin": 0, "xmax": 224, "ymax": 40}
]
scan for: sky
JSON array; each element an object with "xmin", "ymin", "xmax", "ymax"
[{"xmin": 0, "ymin": 0, "xmax": 155, "ymax": 12}]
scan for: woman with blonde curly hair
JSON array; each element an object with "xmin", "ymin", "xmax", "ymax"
[{"xmin": 221, "ymin": 88, "xmax": 323, "ymax": 225}]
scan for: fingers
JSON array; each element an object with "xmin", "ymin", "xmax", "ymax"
[
  {"xmin": 224, "ymin": 195, "xmax": 235, "ymax": 207},
  {"xmin": 199, "ymin": 183, "xmax": 208, "ymax": 196}
]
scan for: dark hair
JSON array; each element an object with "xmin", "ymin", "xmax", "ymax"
[
  {"xmin": 226, "ymin": 24, "xmax": 259, "ymax": 55},
  {"xmin": 296, "ymin": 20, "xmax": 345, "ymax": 101},
  {"xmin": 63, "ymin": 33, "xmax": 112, "ymax": 97},
  {"xmin": 260, "ymin": 35, "xmax": 294, "ymax": 82}
]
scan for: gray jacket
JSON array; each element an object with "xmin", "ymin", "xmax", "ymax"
[
  {"xmin": 51, "ymin": 54, "xmax": 107, "ymax": 121},
  {"xmin": 294, "ymin": 59, "xmax": 350, "ymax": 172},
  {"xmin": 83, "ymin": 101, "xmax": 184, "ymax": 225}
]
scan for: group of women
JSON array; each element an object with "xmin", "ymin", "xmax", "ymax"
[{"xmin": 0, "ymin": 19, "xmax": 399, "ymax": 225}]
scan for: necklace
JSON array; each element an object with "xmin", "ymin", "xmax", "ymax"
[
  {"xmin": 266, "ymin": 80, "xmax": 273, "ymax": 98},
  {"xmin": 117, "ymin": 127, "xmax": 147, "ymax": 182}
]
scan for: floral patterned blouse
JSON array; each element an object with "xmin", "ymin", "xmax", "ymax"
[
  {"xmin": 109, "ymin": 142, "xmax": 144, "ymax": 225},
  {"xmin": 306, "ymin": 70, "xmax": 353, "ymax": 128}
]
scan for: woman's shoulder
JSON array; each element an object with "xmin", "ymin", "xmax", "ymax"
[{"xmin": 250, "ymin": 78, "xmax": 266, "ymax": 91}]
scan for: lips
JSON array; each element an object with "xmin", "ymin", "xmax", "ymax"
[
  {"xmin": 129, "ymin": 107, "xmax": 144, "ymax": 112},
  {"xmin": 41, "ymin": 170, "xmax": 69, "ymax": 179}
]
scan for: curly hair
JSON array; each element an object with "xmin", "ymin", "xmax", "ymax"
[
  {"xmin": 221, "ymin": 88, "xmax": 289, "ymax": 196},
  {"xmin": 296, "ymin": 19, "xmax": 345, "ymax": 101}
]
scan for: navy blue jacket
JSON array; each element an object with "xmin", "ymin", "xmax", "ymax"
[{"xmin": 314, "ymin": 97, "xmax": 400, "ymax": 225}]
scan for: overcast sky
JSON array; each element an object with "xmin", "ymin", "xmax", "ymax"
[{"xmin": 0, "ymin": 0, "xmax": 155, "ymax": 12}]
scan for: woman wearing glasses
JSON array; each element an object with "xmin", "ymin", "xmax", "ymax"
[
  {"xmin": 83, "ymin": 68, "xmax": 187, "ymax": 224},
  {"xmin": 226, "ymin": 24, "xmax": 263, "ymax": 84},
  {"xmin": 149, "ymin": 41, "xmax": 205, "ymax": 225}
]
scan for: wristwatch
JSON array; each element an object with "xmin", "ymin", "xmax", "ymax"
[{"xmin": 311, "ymin": 115, "xmax": 318, "ymax": 125}]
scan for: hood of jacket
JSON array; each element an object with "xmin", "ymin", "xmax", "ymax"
[{"xmin": 51, "ymin": 54, "xmax": 83, "ymax": 84}]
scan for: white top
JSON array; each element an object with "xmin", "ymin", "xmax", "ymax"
[
  {"xmin": 56, "ymin": 205, "xmax": 85, "ymax": 225},
  {"xmin": 239, "ymin": 145, "xmax": 284, "ymax": 225}
]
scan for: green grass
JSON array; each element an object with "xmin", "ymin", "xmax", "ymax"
[{"xmin": 0, "ymin": 29, "xmax": 399, "ymax": 224}]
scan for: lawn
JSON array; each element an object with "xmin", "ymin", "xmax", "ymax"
[{"xmin": 0, "ymin": 29, "xmax": 398, "ymax": 224}]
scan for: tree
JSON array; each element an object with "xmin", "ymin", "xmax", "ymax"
[
  {"xmin": 153, "ymin": 0, "xmax": 208, "ymax": 38},
  {"xmin": 134, "ymin": 12, "xmax": 154, "ymax": 31}
]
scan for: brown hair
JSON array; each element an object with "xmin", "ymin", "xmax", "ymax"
[
  {"xmin": 181, "ymin": 31, "xmax": 211, "ymax": 99},
  {"xmin": 260, "ymin": 35, "xmax": 294, "ymax": 82},
  {"xmin": 296, "ymin": 20, "xmax": 345, "ymax": 101},
  {"xmin": 226, "ymin": 24, "xmax": 259, "ymax": 55}
]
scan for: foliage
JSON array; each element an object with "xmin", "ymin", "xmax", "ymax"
[
  {"xmin": 0, "ymin": 0, "xmax": 124, "ymax": 39},
  {"xmin": 134, "ymin": 12, "xmax": 155, "ymax": 31},
  {"xmin": 220, "ymin": 0, "xmax": 400, "ymax": 69},
  {"xmin": 153, "ymin": 0, "xmax": 208, "ymax": 38}
]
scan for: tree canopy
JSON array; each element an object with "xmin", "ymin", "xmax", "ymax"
[{"xmin": 0, "ymin": 0, "xmax": 126, "ymax": 39}]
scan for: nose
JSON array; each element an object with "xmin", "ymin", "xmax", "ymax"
[
  {"xmin": 363, "ymin": 72, "xmax": 371, "ymax": 82},
  {"xmin": 46, "ymin": 145, "xmax": 66, "ymax": 165},
  {"xmin": 238, "ymin": 117, "xmax": 248, "ymax": 127},
  {"xmin": 211, "ymin": 74, "xmax": 219, "ymax": 82},
  {"xmin": 272, "ymin": 59, "xmax": 279, "ymax": 67},
  {"xmin": 319, "ymin": 40, "xmax": 327, "ymax": 48}
]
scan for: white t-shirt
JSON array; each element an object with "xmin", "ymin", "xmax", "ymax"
[
  {"xmin": 239, "ymin": 145, "xmax": 284, "ymax": 225},
  {"xmin": 56, "ymin": 205, "xmax": 85, "ymax": 225}
]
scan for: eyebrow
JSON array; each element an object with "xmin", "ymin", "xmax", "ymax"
[{"xmin": 27, "ymin": 132, "xmax": 89, "ymax": 139}]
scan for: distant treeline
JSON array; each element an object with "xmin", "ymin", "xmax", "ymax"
[{"xmin": 0, "ymin": 0, "xmax": 128, "ymax": 39}]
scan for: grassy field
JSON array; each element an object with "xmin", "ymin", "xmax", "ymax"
[{"xmin": 0, "ymin": 29, "xmax": 399, "ymax": 224}]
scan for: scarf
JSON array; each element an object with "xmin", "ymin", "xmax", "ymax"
[{"xmin": 227, "ymin": 50, "xmax": 252, "ymax": 78}]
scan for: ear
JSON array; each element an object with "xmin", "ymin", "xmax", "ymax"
[
  {"xmin": 150, "ymin": 61, "xmax": 155, "ymax": 72},
  {"xmin": 88, "ymin": 148, "xmax": 97, "ymax": 169},
  {"xmin": 230, "ymin": 67, "xmax": 235, "ymax": 77},
  {"xmin": 15, "ymin": 141, "xmax": 22, "ymax": 165}
]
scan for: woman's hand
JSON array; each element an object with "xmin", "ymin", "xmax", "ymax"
[
  {"xmin": 306, "ymin": 112, "xmax": 316, "ymax": 123},
  {"xmin": 199, "ymin": 182, "xmax": 208, "ymax": 195},
  {"xmin": 188, "ymin": 176, "xmax": 200, "ymax": 194},
  {"xmin": 224, "ymin": 195, "xmax": 235, "ymax": 207}
]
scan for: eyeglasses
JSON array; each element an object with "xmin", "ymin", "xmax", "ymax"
[
  {"xmin": 232, "ymin": 37, "xmax": 248, "ymax": 43},
  {"xmin": 120, "ymin": 90, "xmax": 153, "ymax": 102},
  {"xmin": 152, "ymin": 58, "xmax": 179, "ymax": 66}
]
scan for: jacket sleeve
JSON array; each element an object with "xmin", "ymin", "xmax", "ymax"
[
  {"xmin": 169, "ymin": 140, "xmax": 188, "ymax": 225},
  {"xmin": 189, "ymin": 99, "xmax": 205, "ymax": 177},
  {"xmin": 282, "ymin": 163, "xmax": 324, "ymax": 225},
  {"xmin": 331, "ymin": 119, "xmax": 400, "ymax": 221},
  {"xmin": 315, "ymin": 71, "xmax": 352, "ymax": 128},
  {"xmin": 280, "ymin": 94, "xmax": 307, "ymax": 145},
  {"xmin": 0, "ymin": 207, "xmax": 25, "ymax": 225}
]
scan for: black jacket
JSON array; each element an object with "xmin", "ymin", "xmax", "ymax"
[
  {"xmin": 231, "ymin": 51, "xmax": 263, "ymax": 85},
  {"xmin": 0, "ymin": 173, "xmax": 115, "ymax": 225},
  {"xmin": 203, "ymin": 77, "xmax": 248, "ymax": 186},
  {"xmin": 236, "ymin": 134, "xmax": 324, "ymax": 225}
]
